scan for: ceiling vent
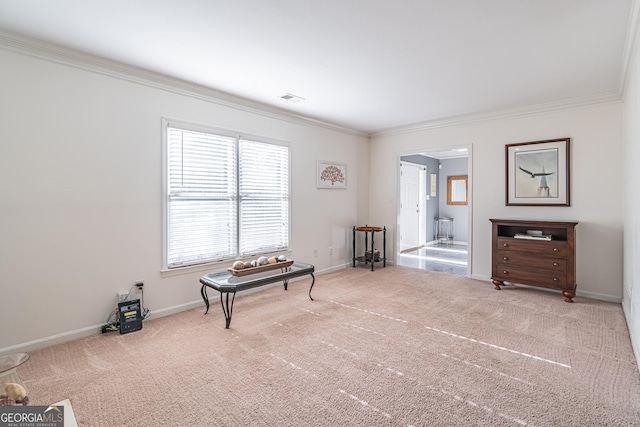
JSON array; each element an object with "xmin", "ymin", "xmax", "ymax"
[{"xmin": 279, "ymin": 93, "xmax": 305, "ymax": 103}]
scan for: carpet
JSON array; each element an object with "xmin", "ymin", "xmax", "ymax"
[{"xmin": 18, "ymin": 266, "xmax": 640, "ymax": 426}]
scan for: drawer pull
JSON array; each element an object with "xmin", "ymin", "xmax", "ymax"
[
  {"xmin": 553, "ymin": 262, "xmax": 559, "ymax": 267},
  {"xmin": 553, "ymin": 248, "xmax": 559, "ymax": 252},
  {"xmin": 553, "ymin": 277, "xmax": 559, "ymax": 282},
  {"xmin": 503, "ymin": 257, "xmax": 508, "ymax": 261},
  {"xmin": 503, "ymin": 243, "xmax": 508, "ymax": 247},
  {"xmin": 503, "ymin": 270, "xmax": 508, "ymax": 274}
]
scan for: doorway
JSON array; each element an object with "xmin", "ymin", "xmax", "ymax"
[{"xmin": 397, "ymin": 148, "xmax": 471, "ymax": 276}]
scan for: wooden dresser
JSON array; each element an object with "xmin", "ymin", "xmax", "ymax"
[{"xmin": 490, "ymin": 219, "xmax": 578, "ymax": 302}]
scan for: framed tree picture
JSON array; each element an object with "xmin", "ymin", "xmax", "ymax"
[
  {"xmin": 317, "ymin": 161, "xmax": 347, "ymax": 189},
  {"xmin": 505, "ymin": 138, "xmax": 570, "ymax": 206}
]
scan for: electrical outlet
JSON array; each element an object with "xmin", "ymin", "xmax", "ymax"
[
  {"xmin": 313, "ymin": 249, "xmax": 318, "ymax": 257},
  {"xmin": 117, "ymin": 292, "xmax": 128, "ymax": 303},
  {"xmin": 135, "ymin": 281, "xmax": 144, "ymax": 292},
  {"xmin": 329, "ymin": 247, "xmax": 333, "ymax": 255}
]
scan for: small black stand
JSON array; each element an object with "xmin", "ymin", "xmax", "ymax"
[{"xmin": 352, "ymin": 225, "xmax": 386, "ymax": 271}]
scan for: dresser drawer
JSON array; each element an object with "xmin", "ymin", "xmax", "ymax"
[
  {"xmin": 496, "ymin": 250, "xmax": 567, "ymax": 271},
  {"xmin": 493, "ymin": 266, "xmax": 570, "ymax": 290},
  {"xmin": 496, "ymin": 237, "xmax": 567, "ymax": 257}
]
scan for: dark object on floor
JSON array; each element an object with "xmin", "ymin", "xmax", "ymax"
[{"xmin": 118, "ymin": 299, "xmax": 143, "ymax": 334}]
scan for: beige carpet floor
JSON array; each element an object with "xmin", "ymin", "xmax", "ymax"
[{"xmin": 18, "ymin": 266, "xmax": 640, "ymax": 426}]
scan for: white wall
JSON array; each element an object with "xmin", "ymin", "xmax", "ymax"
[
  {"xmin": 622, "ymin": 13, "xmax": 640, "ymax": 368},
  {"xmin": 370, "ymin": 103, "xmax": 624, "ymax": 301},
  {"xmin": 0, "ymin": 46, "xmax": 369, "ymax": 352}
]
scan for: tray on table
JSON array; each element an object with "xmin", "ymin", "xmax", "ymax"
[{"xmin": 228, "ymin": 260, "xmax": 294, "ymax": 277}]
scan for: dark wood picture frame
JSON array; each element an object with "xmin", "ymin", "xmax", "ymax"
[{"xmin": 505, "ymin": 138, "xmax": 570, "ymax": 206}]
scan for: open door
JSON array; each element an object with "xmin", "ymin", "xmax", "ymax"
[{"xmin": 399, "ymin": 162, "xmax": 426, "ymax": 252}]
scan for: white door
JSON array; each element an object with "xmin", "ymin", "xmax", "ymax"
[{"xmin": 399, "ymin": 162, "xmax": 424, "ymax": 251}]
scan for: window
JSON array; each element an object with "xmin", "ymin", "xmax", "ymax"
[{"xmin": 163, "ymin": 119, "xmax": 290, "ymax": 269}]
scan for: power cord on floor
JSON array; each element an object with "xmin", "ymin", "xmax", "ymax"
[
  {"xmin": 101, "ymin": 308, "xmax": 120, "ymax": 333},
  {"xmin": 138, "ymin": 285, "xmax": 150, "ymax": 320}
]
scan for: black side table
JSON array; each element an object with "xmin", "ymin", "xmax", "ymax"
[{"xmin": 352, "ymin": 225, "xmax": 386, "ymax": 271}]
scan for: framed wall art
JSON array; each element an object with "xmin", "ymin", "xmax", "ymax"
[
  {"xmin": 505, "ymin": 138, "xmax": 570, "ymax": 206},
  {"xmin": 447, "ymin": 175, "xmax": 468, "ymax": 205},
  {"xmin": 317, "ymin": 161, "xmax": 347, "ymax": 189},
  {"xmin": 430, "ymin": 173, "xmax": 437, "ymax": 196}
]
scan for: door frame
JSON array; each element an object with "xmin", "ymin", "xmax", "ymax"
[{"xmin": 395, "ymin": 146, "xmax": 473, "ymax": 276}]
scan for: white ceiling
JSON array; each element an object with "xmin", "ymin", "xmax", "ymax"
[{"xmin": 0, "ymin": 0, "xmax": 635, "ymax": 134}]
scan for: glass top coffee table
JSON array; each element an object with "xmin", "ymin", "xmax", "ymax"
[
  {"xmin": 0, "ymin": 352, "xmax": 30, "ymax": 376},
  {"xmin": 200, "ymin": 261, "xmax": 315, "ymax": 328},
  {"xmin": 0, "ymin": 352, "xmax": 30, "ymax": 405}
]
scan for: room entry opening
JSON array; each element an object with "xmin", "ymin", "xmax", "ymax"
[{"xmin": 397, "ymin": 148, "xmax": 471, "ymax": 276}]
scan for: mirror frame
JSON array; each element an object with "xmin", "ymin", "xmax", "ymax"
[{"xmin": 447, "ymin": 175, "xmax": 468, "ymax": 205}]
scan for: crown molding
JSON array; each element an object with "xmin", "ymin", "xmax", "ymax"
[
  {"xmin": 1, "ymin": 29, "xmax": 630, "ymax": 141},
  {"xmin": 371, "ymin": 92, "xmax": 623, "ymax": 139},
  {"xmin": 374, "ymin": 2, "xmax": 640, "ymax": 139},
  {"xmin": 0, "ymin": 30, "xmax": 367, "ymax": 138}
]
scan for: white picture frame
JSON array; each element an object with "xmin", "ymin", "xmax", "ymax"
[
  {"xmin": 430, "ymin": 173, "xmax": 437, "ymax": 197},
  {"xmin": 317, "ymin": 161, "xmax": 347, "ymax": 189}
]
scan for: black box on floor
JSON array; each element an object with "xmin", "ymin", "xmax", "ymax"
[{"xmin": 118, "ymin": 299, "xmax": 142, "ymax": 334}]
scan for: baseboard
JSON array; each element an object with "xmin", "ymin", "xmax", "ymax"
[
  {"xmin": 575, "ymin": 289, "xmax": 622, "ymax": 303},
  {"xmin": 144, "ymin": 300, "xmax": 204, "ymax": 320},
  {"xmin": 0, "ymin": 300, "xmax": 207, "ymax": 357},
  {"xmin": 400, "ymin": 245, "xmax": 424, "ymax": 254},
  {"xmin": 470, "ymin": 274, "xmax": 491, "ymax": 282},
  {"xmin": 0, "ymin": 323, "xmax": 103, "ymax": 357},
  {"xmin": 425, "ymin": 240, "xmax": 468, "ymax": 246},
  {"xmin": 317, "ymin": 262, "xmax": 351, "ymax": 274},
  {"xmin": 622, "ymin": 300, "xmax": 640, "ymax": 376},
  {"xmin": 0, "ymin": 263, "xmax": 356, "ymax": 356},
  {"xmin": 470, "ymin": 275, "xmax": 621, "ymax": 303}
]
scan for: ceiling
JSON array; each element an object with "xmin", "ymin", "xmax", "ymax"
[{"xmin": 0, "ymin": 1, "xmax": 635, "ymax": 134}]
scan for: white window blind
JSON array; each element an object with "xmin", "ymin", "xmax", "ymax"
[
  {"xmin": 239, "ymin": 138, "xmax": 289, "ymax": 255},
  {"xmin": 165, "ymin": 122, "xmax": 289, "ymax": 268}
]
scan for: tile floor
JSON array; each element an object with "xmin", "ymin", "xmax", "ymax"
[{"xmin": 397, "ymin": 242, "xmax": 468, "ymax": 276}]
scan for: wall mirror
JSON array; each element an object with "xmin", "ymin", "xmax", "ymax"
[{"xmin": 447, "ymin": 175, "xmax": 468, "ymax": 205}]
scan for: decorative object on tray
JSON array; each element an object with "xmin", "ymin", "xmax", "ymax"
[
  {"xmin": 0, "ymin": 382, "xmax": 28, "ymax": 406},
  {"xmin": 317, "ymin": 161, "xmax": 347, "ymax": 189},
  {"xmin": 228, "ymin": 256, "xmax": 293, "ymax": 277},
  {"xmin": 505, "ymin": 138, "xmax": 570, "ymax": 206},
  {"xmin": 365, "ymin": 250, "xmax": 380, "ymax": 261}
]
